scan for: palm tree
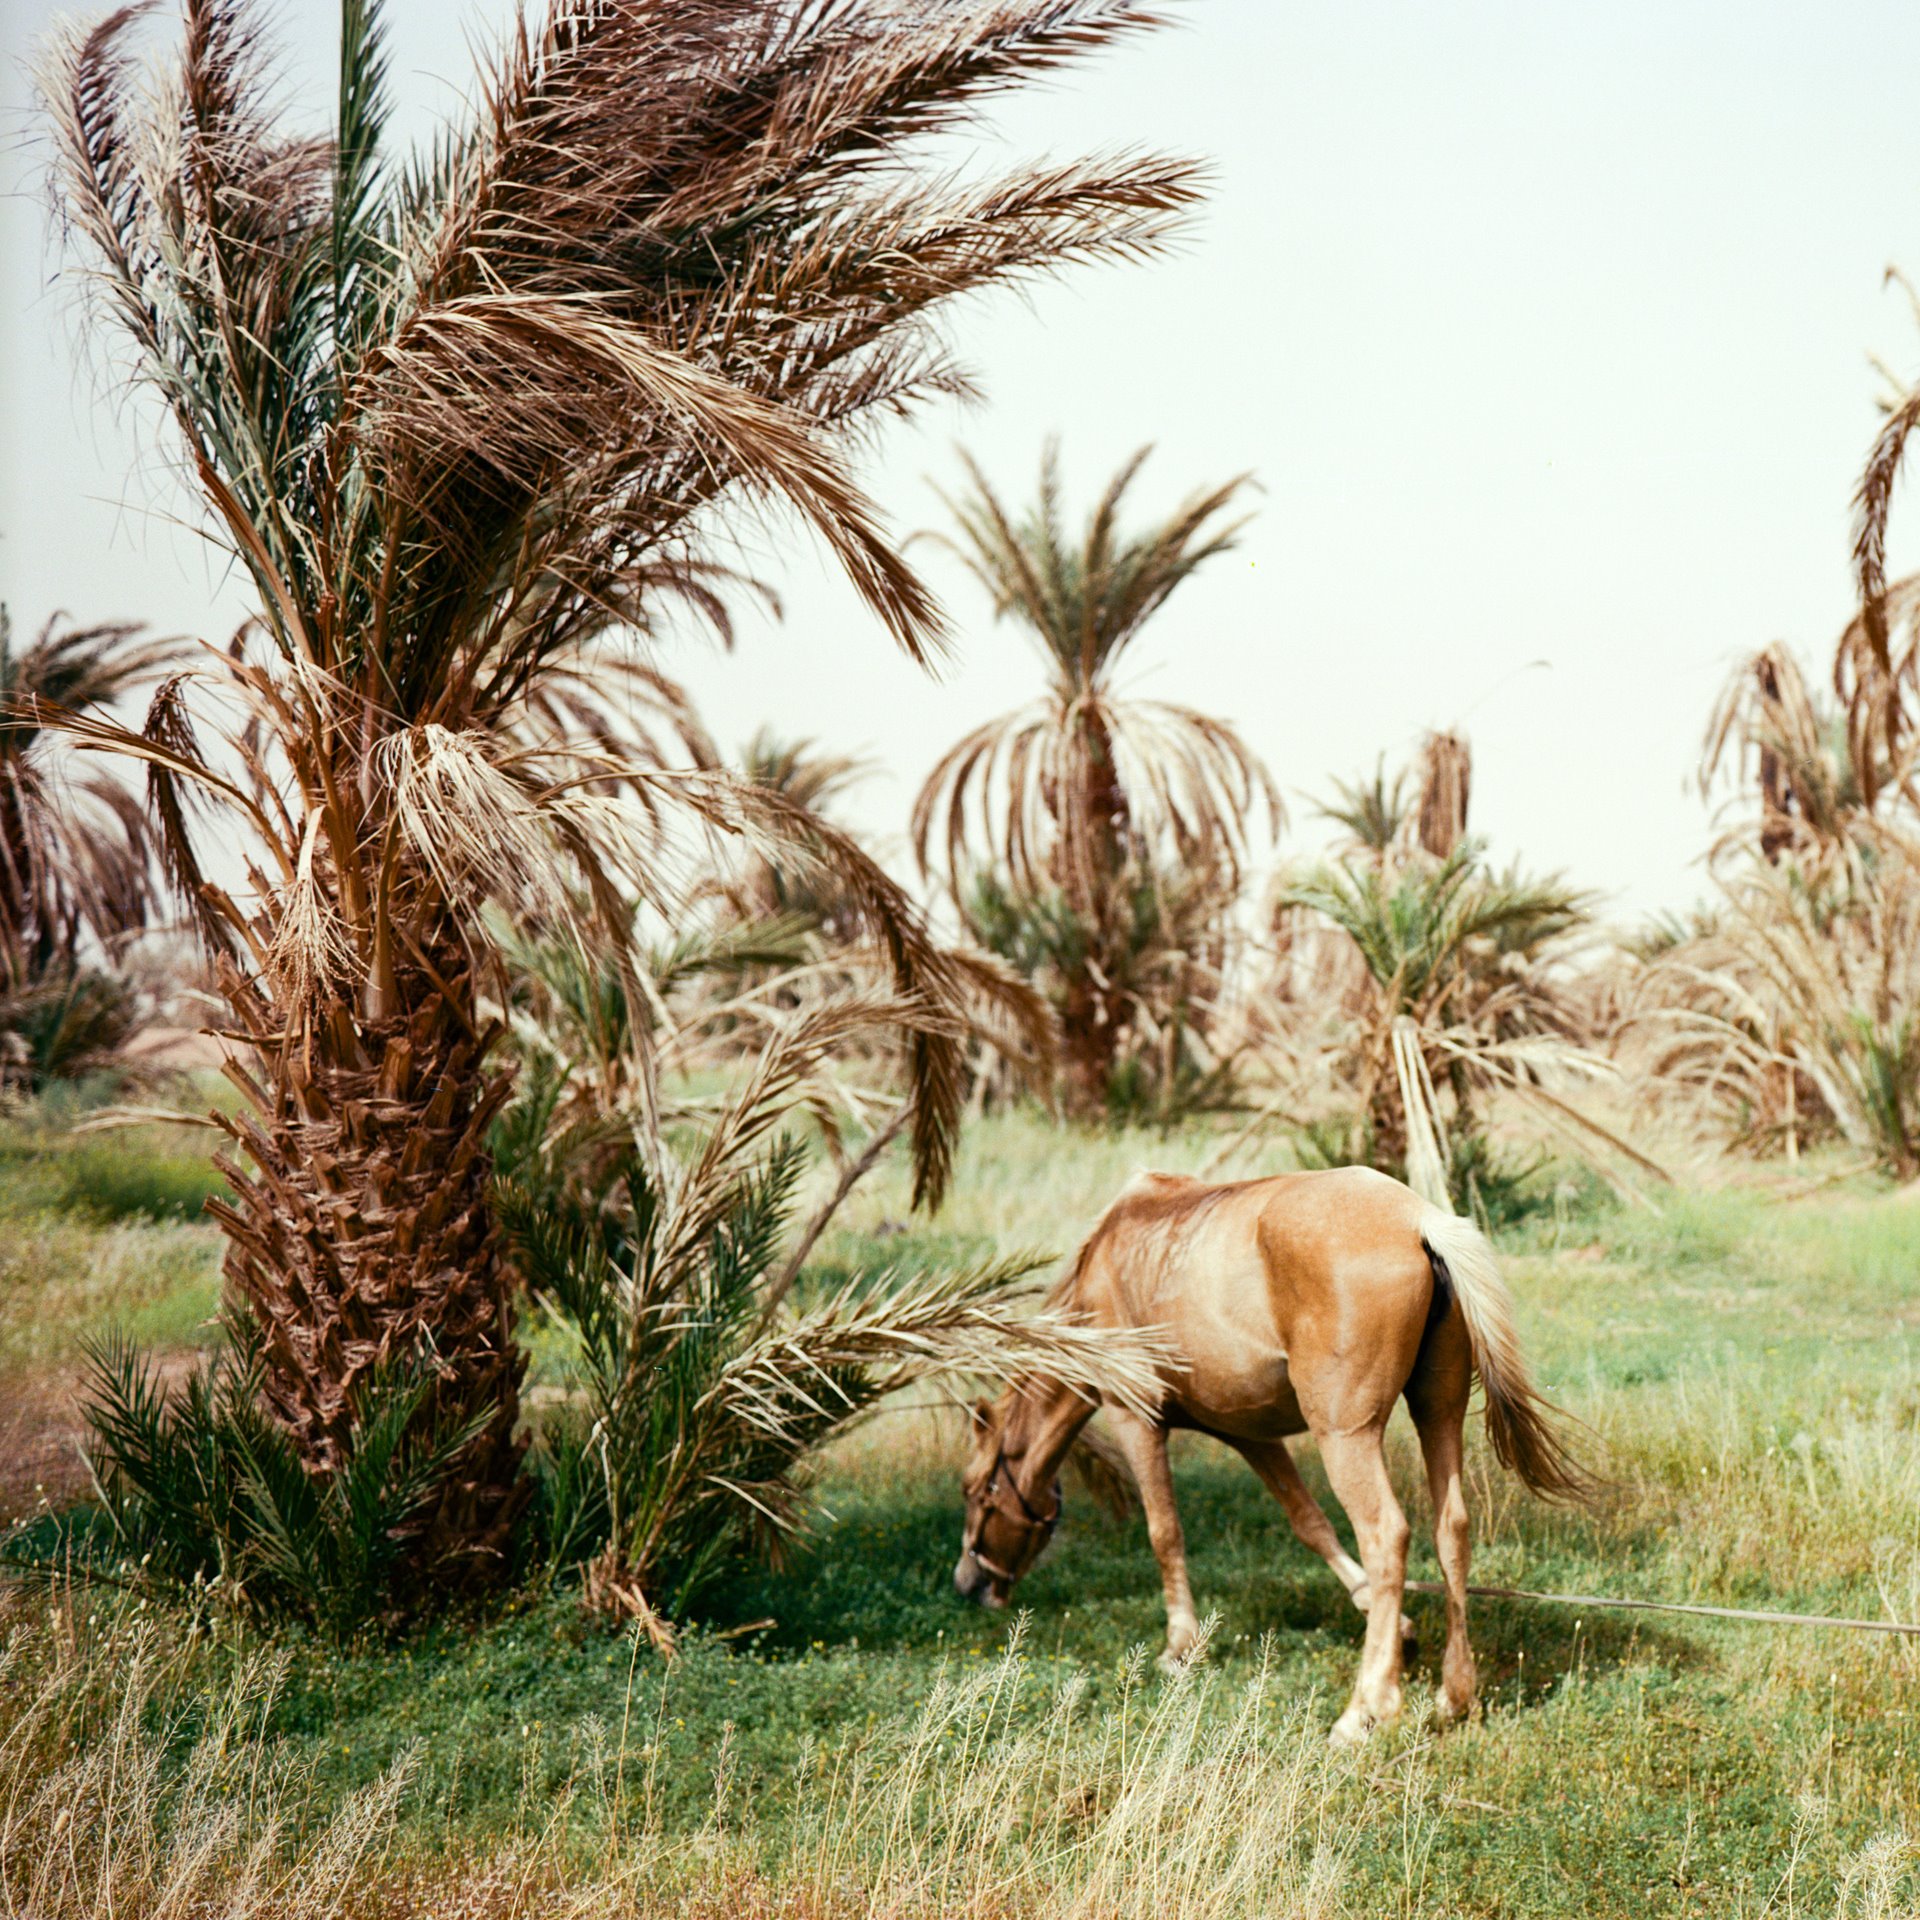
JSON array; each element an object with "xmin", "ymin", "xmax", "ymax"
[
  {"xmin": 0, "ymin": 611, "xmax": 180, "ymax": 1085},
  {"xmin": 1282, "ymin": 831, "xmax": 1595, "ymax": 1201},
  {"xmin": 912, "ymin": 444, "xmax": 1279, "ymax": 1110},
  {"xmin": 0, "ymin": 611, "xmax": 176, "ymax": 981},
  {"xmin": 39, "ymin": 0, "xmax": 1197, "ymax": 1590}
]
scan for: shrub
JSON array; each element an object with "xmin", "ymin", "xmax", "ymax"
[{"xmin": 18, "ymin": 1324, "xmax": 489, "ymax": 1640}]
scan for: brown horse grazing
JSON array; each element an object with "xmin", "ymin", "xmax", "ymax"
[{"xmin": 955, "ymin": 1166, "xmax": 1591, "ymax": 1746}]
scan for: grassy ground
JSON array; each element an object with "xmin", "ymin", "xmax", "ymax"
[{"xmin": 3, "ymin": 1104, "xmax": 1918, "ymax": 1914}]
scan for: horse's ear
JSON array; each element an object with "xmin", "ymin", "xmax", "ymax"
[{"xmin": 970, "ymin": 1398, "xmax": 994, "ymax": 1433}]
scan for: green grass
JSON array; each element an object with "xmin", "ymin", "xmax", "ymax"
[
  {"xmin": 3, "ymin": 1108, "xmax": 1919, "ymax": 1915},
  {"xmin": 0, "ymin": 1109, "xmax": 226, "ymax": 1372}
]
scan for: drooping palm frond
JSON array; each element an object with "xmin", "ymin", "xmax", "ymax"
[
  {"xmin": 0, "ymin": 610, "xmax": 180, "ymax": 981},
  {"xmin": 1850, "ymin": 268, "xmax": 1920, "ymax": 781},
  {"xmin": 709, "ymin": 729, "xmax": 881, "ymax": 936},
  {"xmin": 1703, "ymin": 641, "xmax": 1880, "ymax": 870}
]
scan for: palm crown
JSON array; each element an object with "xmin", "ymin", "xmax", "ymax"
[{"xmin": 913, "ymin": 443, "xmax": 1277, "ymax": 912}]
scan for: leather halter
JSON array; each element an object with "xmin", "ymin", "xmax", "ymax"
[{"xmin": 966, "ymin": 1444, "xmax": 1061, "ymax": 1584}]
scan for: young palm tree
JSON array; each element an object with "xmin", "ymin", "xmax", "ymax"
[
  {"xmin": 1315, "ymin": 757, "xmax": 1409, "ymax": 862},
  {"xmin": 1282, "ymin": 827, "xmax": 1597, "ymax": 1202},
  {"xmin": 38, "ymin": 0, "xmax": 1198, "ymax": 1589},
  {"xmin": 912, "ymin": 443, "xmax": 1279, "ymax": 1109}
]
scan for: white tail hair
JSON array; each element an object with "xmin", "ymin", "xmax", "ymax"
[{"xmin": 1419, "ymin": 1205, "xmax": 1596, "ymax": 1504}]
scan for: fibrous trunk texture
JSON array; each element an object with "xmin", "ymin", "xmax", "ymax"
[
  {"xmin": 205, "ymin": 953, "xmax": 526, "ymax": 1589},
  {"xmin": 1055, "ymin": 708, "xmax": 1132, "ymax": 1115}
]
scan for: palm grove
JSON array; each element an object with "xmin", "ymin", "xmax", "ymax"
[{"xmin": 15, "ymin": 0, "xmax": 1920, "ymax": 1641}]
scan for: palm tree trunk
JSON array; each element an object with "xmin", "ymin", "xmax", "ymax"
[
  {"xmin": 1053, "ymin": 707, "xmax": 1132, "ymax": 1115},
  {"xmin": 1059, "ymin": 967, "xmax": 1118, "ymax": 1115},
  {"xmin": 206, "ymin": 949, "xmax": 527, "ymax": 1588}
]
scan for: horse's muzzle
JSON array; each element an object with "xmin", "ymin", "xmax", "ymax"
[{"xmin": 953, "ymin": 1551, "xmax": 1006, "ymax": 1608}]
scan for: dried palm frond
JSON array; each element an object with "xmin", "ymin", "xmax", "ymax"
[
  {"xmin": 1703, "ymin": 641, "xmax": 1881, "ymax": 871},
  {"xmin": 1623, "ymin": 837, "xmax": 1920, "ymax": 1176},
  {"xmin": 0, "ymin": 610, "xmax": 180, "ymax": 982}
]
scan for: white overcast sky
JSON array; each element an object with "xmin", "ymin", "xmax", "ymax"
[{"xmin": 7, "ymin": 0, "xmax": 1920, "ymax": 920}]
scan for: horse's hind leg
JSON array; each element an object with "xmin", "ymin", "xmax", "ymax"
[
  {"xmin": 1225, "ymin": 1436, "xmax": 1415, "ymax": 1647},
  {"xmin": 1406, "ymin": 1317, "xmax": 1479, "ymax": 1725},
  {"xmin": 1313, "ymin": 1424, "xmax": 1412, "ymax": 1746},
  {"xmin": 1104, "ymin": 1406, "xmax": 1200, "ymax": 1668}
]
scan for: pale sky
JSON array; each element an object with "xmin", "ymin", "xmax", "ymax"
[{"xmin": 7, "ymin": 0, "xmax": 1920, "ymax": 920}]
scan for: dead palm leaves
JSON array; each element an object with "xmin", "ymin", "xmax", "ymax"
[
  {"xmin": 0, "ymin": 611, "xmax": 182, "ymax": 1087},
  {"xmin": 0, "ymin": 612, "xmax": 177, "ymax": 981},
  {"xmin": 1625, "ymin": 618, "xmax": 1920, "ymax": 1174}
]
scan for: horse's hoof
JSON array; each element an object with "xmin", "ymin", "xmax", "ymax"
[
  {"xmin": 1328, "ymin": 1706, "xmax": 1374, "ymax": 1749},
  {"xmin": 1156, "ymin": 1644, "xmax": 1197, "ymax": 1676},
  {"xmin": 1434, "ymin": 1691, "xmax": 1480, "ymax": 1730}
]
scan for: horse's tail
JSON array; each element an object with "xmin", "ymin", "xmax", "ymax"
[{"xmin": 1419, "ymin": 1205, "xmax": 1598, "ymax": 1505}]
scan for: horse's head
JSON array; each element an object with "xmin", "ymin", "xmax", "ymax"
[{"xmin": 954, "ymin": 1394, "xmax": 1061, "ymax": 1608}]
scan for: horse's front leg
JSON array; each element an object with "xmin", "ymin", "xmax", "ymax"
[
  {"xmin": 1226, "ymin": 1436, "xmax": 1416, "ymax": 1651},
  {"xmin": 1104, "ymin": 1407, "xmax": 1200, "ymax": 1669}
]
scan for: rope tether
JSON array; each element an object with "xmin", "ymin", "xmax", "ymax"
[{"xmin": 1404, "ymin": 1579, "xmax": 1920, "ymax": 1638}]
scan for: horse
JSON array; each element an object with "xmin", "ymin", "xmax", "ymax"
[{"xmin": 954, "ymin": 1165, "xmax": 1591, "ymax": 1746}]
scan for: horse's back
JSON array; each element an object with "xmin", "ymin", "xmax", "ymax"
[{"xmin": 1076, "ymin": 1164, "xmax": 1437, "ymax": 1436}]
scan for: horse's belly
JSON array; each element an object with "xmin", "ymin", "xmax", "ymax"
[{"xmin": 1169, "ymin": 1356, "xmax": 1305, "ymax": 1442}]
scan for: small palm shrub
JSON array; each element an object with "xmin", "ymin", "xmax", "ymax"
[
  {"xmin": 493, "ymin": 906, "xmax": 1135, "ymax": 1645},
  {"xmin": 499, "ymin": 1126, "xmax": 1111, "ymax": 1645},
  {"xmin": 0, "ymin": 966, "xmax": 138, "ymax": 1092},
  {"xmin": 1282, "ymin": 839, "xmax": 1596, "ymax": 1169},
  {"xmin": 24, "ymin": 1324, "xmax": 488, "ymax": 1640}
]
